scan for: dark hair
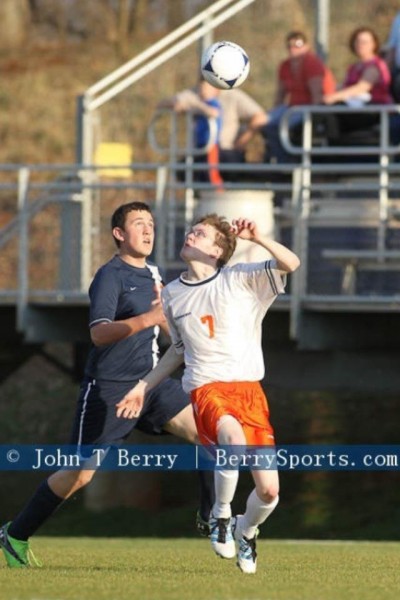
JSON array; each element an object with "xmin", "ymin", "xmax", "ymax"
[
  {"xmin": 286, "ymin": 30, "xmax": 307, "ymax": 45},
  {"xmin": 349, "ymin": 27, "xmax": 380, "ymax": 55},
  {"xmin": 194, "ymin": 213, "xmax": 237, "ymax": 267},
  {"xmin": 111, "ymin": 201, "xmax": 153, "ymax": 247}
]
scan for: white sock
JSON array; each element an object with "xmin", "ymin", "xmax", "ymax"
[
  {"xmin": 212, "ymin": 469, "xmax": 239, "ymax": 519},
  {"xmin": 240, "ymin": 490, "xmax": 279, "ymax": 539}
]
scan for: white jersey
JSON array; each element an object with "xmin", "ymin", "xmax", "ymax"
[{"xmin": 161, "ymin": 260, "xmax": 285, "ymax": 393}]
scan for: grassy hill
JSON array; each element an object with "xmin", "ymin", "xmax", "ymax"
[{"xmin": 1, "ymin": 0, "xmax": 399, "ymax": 166}]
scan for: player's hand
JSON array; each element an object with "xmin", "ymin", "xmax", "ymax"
[
  {"xmin": 147, "ymin": 301, "xmax": 166, "ymax": 327},
  {"xmin": 146, "ymin": 284, "xmax": 166, "ymax": 327},
  {"xmin": 231, "ymin": 218, "xmax": 259, "ymax": 242},
  {"xmin": 116, "ymin": 381, "xmax": 147, "ymax": 419}
]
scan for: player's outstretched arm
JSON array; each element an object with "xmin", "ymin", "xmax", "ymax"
[
  {"xmin": 116, "ymin": 345, "xmax": 184, "ymax": 419},
  {"xmin": 233, "ymin": 217, "xmax": 300, "ymax": 273}
]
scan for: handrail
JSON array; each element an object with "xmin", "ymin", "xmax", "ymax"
[
  {"xmin": 279, "ymin": 104, "xmax": 400, "ymax": 155},
  {"xmin": 147, "ymin": 109, "xmax": 219, "ymax": 156},
  {"xmin": 76, "ymin": 0, "xmax": 256, "ymax": 166},
  {"xmin": 2, "ymin": 160, "xmax": 400, "ymax": 347},
  {"xmin": 84, "ymin": 0, "xmax": 256, "ymax": 112},
  {"xmin": 86, "ymin": 0, "xmax": 238, "ymax": 99}
]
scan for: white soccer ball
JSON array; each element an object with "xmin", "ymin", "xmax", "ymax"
[{"xmin": 201, "ymin": 41, "xmax": 250, "ymax": 90}]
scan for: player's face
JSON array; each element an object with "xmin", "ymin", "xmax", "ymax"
[
  {"xmin": 181, "ymin": 223, "xmax": 222, "ymax": 264},
  {"xmin": 115, "ymin": 210, "xmax": 155, "ymax": 257}
]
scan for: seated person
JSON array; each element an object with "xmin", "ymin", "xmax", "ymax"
[
  {"xmin": 218, "ymin": 88, "xmax": 267, "ymax": 169},
  {"xmin": 262, "ymin": 30, "xmax": 336, "ymax": 164},
  {"xmin": 323, "ymin": 27, "xmax": 393, "ymax": 138},
  {"xmin": 158, "ymin": 83, "xmax": 267, "ymax": 181},
  {"xmin": 158, "ymin": 79, "xmax": 223, "ymax": 185}
]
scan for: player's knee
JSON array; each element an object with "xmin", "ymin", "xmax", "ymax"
[
  {"xmin": 74, "ymin": 470, "xmax": 95, "ymax": 489},
  {"xmin": 63, "ymin": 469, "xmax": 95, "ymax": 492},
  {"xmin": 256, "ymin": 485, "xmax": 279, "ymax": 505},
  {"xmin": 48, "ymin": 468, "xmax": 96, "ymax": 498},
  {"xmin": 217, "ymin": 429, "xmax": 246, "ymax": 445}
]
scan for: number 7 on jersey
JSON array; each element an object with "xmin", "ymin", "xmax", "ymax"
[{"xmin": 200, "ymin": 314, "xmax": 215, "ymax": 338}]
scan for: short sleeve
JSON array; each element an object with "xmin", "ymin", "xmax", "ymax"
[
  {"xmin": 88, "ymin": 267, "xmax": 120, "ymax": 328},
  {"xmin": 175, "ymin": 89, "xmax": 202, "ymax": 111},
  {"xmin": 304, "ymin": 54, "xmax": 325, "ymax": 79},
  {"xmin": 235, "ymin": 89, "xmax": 264, "ymax": 119},
  {"xmin": 229, "ymin": 260, "xmax": 286, "ymax": 305}
]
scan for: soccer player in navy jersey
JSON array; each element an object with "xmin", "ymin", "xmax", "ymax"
[{"xmin": 0, "ymin": 201, "xmax": 214, "ymax": 568}]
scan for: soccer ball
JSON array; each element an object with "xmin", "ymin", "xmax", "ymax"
[{"xmin": 201, "ymin": 41, "xmax": 250, "ymax": 90}]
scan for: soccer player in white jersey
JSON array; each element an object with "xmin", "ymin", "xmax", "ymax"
[{"xmin": 116, "ymin": 214, "xmax": 300, "ymax": 574}]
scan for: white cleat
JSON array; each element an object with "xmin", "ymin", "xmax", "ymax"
[
  {"xmin": 232, "ymin": 514, "xmax": 257, "ymax": 574},
  {"xmin": 209, "ymin": 515, "xmax": 236, "ymax": 559}
]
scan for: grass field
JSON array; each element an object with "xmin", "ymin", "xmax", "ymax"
[{"xmin": 0, "ymin": 537, "xmax": 399, "ymax": 600}]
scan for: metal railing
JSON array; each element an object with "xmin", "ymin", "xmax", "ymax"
[
  {"xmin": 2, "ymin": 104, "xmax": 400, "ymax": 343},
  {"xmin": 279, "ymin": 103, "xmax": 400, "ymax": 333}
]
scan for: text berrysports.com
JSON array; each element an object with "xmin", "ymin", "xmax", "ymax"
[{"xmin": 1, "ymin": 445, "xmax": 400, "ymax": 471}]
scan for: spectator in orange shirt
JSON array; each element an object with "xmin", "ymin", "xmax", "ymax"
[{"xmin": 263, "ymin": 30, "xmax": 336, "ymax": 164}]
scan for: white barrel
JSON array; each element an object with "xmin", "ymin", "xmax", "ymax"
[{"xmin": 194, "ymin": 190, "xmax": 275, "ymax": 264}]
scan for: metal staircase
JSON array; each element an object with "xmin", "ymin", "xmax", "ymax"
[{"xmin": 76, "ymin": 0, "xmax": 257, "ymax": 166}]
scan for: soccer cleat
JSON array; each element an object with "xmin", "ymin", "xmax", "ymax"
[
  {"xmin": 209, "ymin": 515, "xmax": 236, "ymax": 559},
  {"xmin": 196, "ymin": 510, "xmax": 211, "ymax": 537},
  {"xmin": 237, "ymin": 534, "xmax": 257, "ymax": 574},
  {"xmin": 232, "ymin": 515, "xmax": 258, "ymax": 574},
  {"xmin": 0, "ymin": 522, "xmax": 41, "ymax": 568}
]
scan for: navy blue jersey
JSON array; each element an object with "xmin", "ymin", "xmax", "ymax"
[{"xmin": 84, "ymin": 255, "xmax": 164, "ymax": 382}]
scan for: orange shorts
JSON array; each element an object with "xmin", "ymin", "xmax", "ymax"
[{"xmin": 190, "ymin": 381, "xmax": 275, "ymax": 446}]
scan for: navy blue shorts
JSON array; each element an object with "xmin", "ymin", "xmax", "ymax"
[{"xmin": 69, "ymin": 377, "xmax": 189, "ymax": 445}]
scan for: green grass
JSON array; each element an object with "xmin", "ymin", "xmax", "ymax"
[{"xmin": 0, "ymin": 538, "xmax": 399, "ymax": 600}]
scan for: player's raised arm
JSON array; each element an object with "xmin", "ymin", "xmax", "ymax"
[
  {"xmin": 116, "ymin": 345, "xmax": 184, "ymax": 419},
  {"xmin": 233, "ymin": 217, "xmax": 300, "ymax": 273}
]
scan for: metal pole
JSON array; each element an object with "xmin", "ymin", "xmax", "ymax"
[
  {"xmin": 378, "ymin": 111, "xmax": 389, "ymax": 258},
  {"xmin": 17, "ymin": 167, "xmax": 30, "ymax": 333},
  {"xmin": 76, "ymin": 95, "xmax": 85, "ymax": 164},
  {"xmin": 154, "ymin": 165, "xmax": 168, "ymax": 268},
  {"xmin": 77, "ymin": 92, "xmax": 95, "ymax": 293},
  {"xmin": 314, "ymin": 0, "xmax": 330, "ymax": 62}
]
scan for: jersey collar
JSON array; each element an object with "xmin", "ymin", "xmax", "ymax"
[{"xmin": 179, "ymin": 268, "xmax": 221, "ymax": 287}]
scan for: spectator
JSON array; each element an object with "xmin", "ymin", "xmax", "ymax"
[
  {"xmin": 158, "ymin": 83, "xmax": 267, "ymax": 181},
  {"xmin": 218, "ymin": 88, "xmax": 267, "ymax": 166},
  {"xmin": 323, "ymin": 27, "xmax": 392, "ymax": 136},
  {"xmin": 262, "ymin": 30, "xmax": 336, "ymax": 164},
  {"xmin": 158, "ymin": 79, "xmax": 223, "ymax": 185}
]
